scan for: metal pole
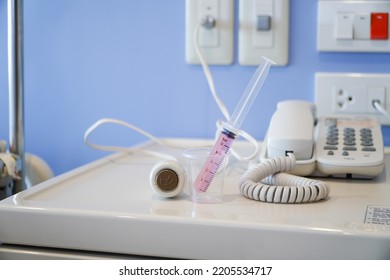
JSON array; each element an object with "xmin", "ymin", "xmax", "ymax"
[{"xmin": 7, "ymin": 0, "xmax": 25, "ymax": 193}]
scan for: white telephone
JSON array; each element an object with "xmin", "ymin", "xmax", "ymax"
[{"xmin": 260, "ymin": 100, "xmax": 385, "ymax": 178}]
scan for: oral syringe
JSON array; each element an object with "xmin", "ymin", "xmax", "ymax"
[{"xmin": 194, "ymin": 56, "xmax": 274, "ymax": 193}]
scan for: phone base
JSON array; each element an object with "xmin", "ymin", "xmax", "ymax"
[{"xmin": 260, "ymin": 141, "xmax": 317, "ymax": 176}]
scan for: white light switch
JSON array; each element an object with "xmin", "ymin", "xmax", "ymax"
[
  {"xmin": 354, "ymin": 14, "xmax": 371, "ymax": 40},
  {"xmin": 253, "ymin": 0, "xmax": 273, "ymax": 48},
  {"xmin": 336, "ymin": 13, "xmax": 354, "ymax": 39},
  {"xmin": 239, "ymin": 0, "xmax": 289, "ymax": 66}
]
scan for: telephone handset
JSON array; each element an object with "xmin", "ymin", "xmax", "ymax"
[{"xmin": 260, "ymin": 100, "xmax": 385, "ymax": 178}]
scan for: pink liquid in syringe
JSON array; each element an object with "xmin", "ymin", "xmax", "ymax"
[{"xmin": 194, "ymin": 129, "xmax": 236, "ymax": 192}]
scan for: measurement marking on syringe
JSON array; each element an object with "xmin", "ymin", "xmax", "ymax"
[{"xmin": 194, "ymin": 129, "xmax": 235, "ymax": 192}]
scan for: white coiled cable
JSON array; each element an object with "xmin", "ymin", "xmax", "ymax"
[{"xmin": 239, "ymin": 154, "xmax": 330, "ymax": 203}]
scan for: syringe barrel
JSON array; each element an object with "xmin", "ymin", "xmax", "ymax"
[
  {"xmin": 194, "ymin": 128, "xmax": 236, "ymax": 193},
  {"xmin": 227, "ymin": 57, "xmax": 274, "ymax": 130}
]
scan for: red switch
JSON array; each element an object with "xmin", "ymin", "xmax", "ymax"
[{"xmin": 371, "ymin": 13, "xmax": 388, "ymax": 40}]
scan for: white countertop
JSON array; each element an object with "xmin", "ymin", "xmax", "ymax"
[{"xmin": 0, "ymin": 139, "xmax": 389, "ymax": 259}]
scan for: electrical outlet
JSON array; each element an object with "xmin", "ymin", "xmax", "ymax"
[
  {"xmin": 185, "ymin": 0, "xmax": 234, "ymax": 65},
  {"xmin": 332, "ymin": 86, "xmax": 367, "ymax": 113},
  {"xmin": 315, "ymin": 73, "xmax": 390, "ymax": 125},
  {"xmin": 367, "ymin": 87, "xmax": 386, "ymax": 114}
]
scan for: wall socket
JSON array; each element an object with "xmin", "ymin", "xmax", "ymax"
[
  {"xmin": 315, "ymin": 73, "xmax": 390, "ymax": 125},
  {"xmin": 185, "ymin": 0, "xmax": 234, "ymax": 65}
]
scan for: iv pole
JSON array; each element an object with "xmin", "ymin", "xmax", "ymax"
[{"xmin": 7, "ymin": 0, "xmax": 25, "ymax": 194}]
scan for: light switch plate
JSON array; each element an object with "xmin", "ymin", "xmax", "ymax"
[
  {"xmin": 238, "ymin": 0, "xmax": 289, "ymax": 66},
  {"xmin": 317, "ymin": 0, "xmax": 390, "ymax": 52}
]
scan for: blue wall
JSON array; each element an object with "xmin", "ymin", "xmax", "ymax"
[{"xmin": 1, "ymin": 0, "xmax": 390, "ymax": 175}]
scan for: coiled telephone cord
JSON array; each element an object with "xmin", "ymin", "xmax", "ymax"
[{"xmin": 239, "ymin": 154, "xmax": 330, "ymax": 203}]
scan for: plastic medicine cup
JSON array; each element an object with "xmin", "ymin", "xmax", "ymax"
[{"xmin": 183, "ymin": 148, "xmax": 228, "ymax": 204}]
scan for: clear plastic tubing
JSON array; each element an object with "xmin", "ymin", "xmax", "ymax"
[{"xmin": 194, "ymin": 57, "xmax": 274, "ymax": 192}]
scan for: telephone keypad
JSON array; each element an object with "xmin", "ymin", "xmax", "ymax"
[
  {"xmin": 316, "ymin": 116, "xmax": 383, "ymax": 177},
  {"xmin": 323, "ymin": 121, "xmax": 377, "ymax": 156}
]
